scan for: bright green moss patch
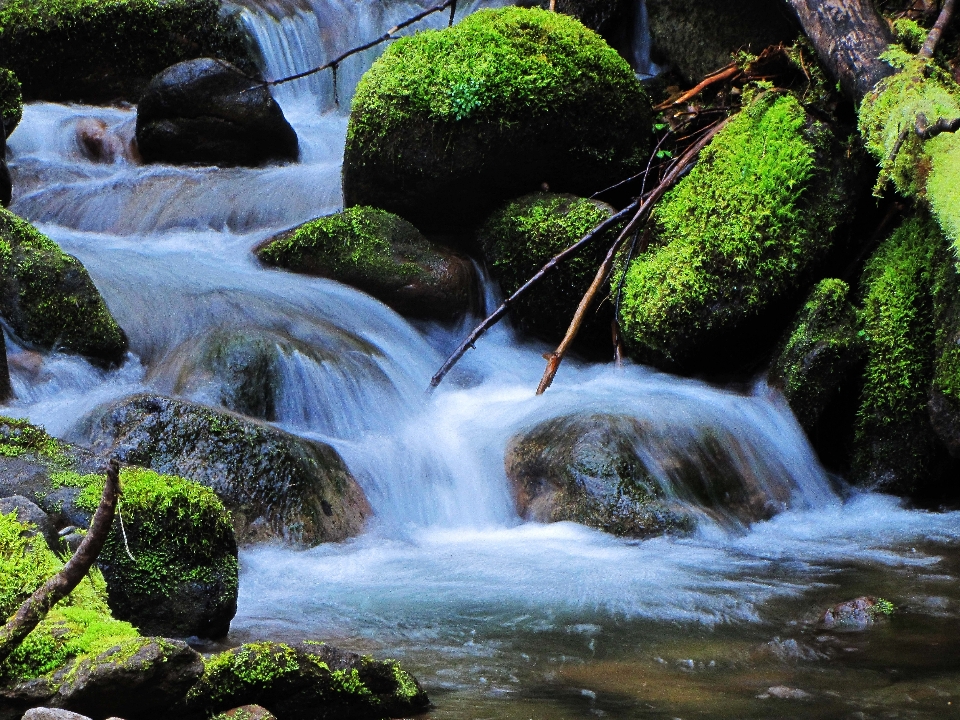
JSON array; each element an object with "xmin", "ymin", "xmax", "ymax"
[
  {"xmin": 0, "ymin": 208, "xmax": 127, "ymax": 365},
  {"xmin": 769, "ymin": 279, "xmax": 866, "ymax": 430},
  {"xmin": 853, "ymin": 214, "xmax": 941, "ymax": 491},
  {"xmin": 479, "ymin": 192, "xmax": 616, "ymax": 344},
  {"xmin": 0, "ymin": 416, "xmax": 70, "ymax": 464},
  {"xmin": 616, "ymin": 93, "xmax": 850, "ymax": 369},
  {"xmin": 0, "ymin": 0, "xmax": 256, "ymax": 102}
]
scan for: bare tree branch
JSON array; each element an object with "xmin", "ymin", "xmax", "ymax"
[{"xmin": 920, "ymin": 0, "xmax": 957, "ymax": 58}]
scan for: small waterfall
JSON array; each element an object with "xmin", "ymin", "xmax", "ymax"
[{"xmin": 631, "ymin": 0, "xmax": 662, "ymax": 80}]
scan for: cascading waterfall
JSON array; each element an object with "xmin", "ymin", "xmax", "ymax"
[{"xmin": 4, "ymin": 1, "xmax": 960, "ymax": 716}]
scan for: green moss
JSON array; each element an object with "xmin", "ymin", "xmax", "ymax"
[
  {"xmin": 0, "ymin": 415, "xmax": 70, "ymax": 465},
  {"xmin": 892, "ymin": 19, "xmax": 927, "ymax": 54},
  {"xmin": 770, "ymin": 279, "xmax": 866, "ymax": 429},
  {"xmin": 853, "ymin": 214, "xmax": 941, "ymax": 491},
  {"xmin": 0, "ymin": 67, "xmax": 22, "ymax": 135},
  {"xmin": 872, "ymin": 597, "xmax": 896, "ymax": 616},
  {"xmin": 197, "ymin": 642, "xmax": 302, "ymax": 706},
  {"xmin": 0, "ymin": 0, "xmax": 256, "ymax": 102},
  {"xmin": 931, "ymin": 242, "xmax": 960, "ymax": 405},
  {"xmin": 480, "ymin": 191, "xmax": 615, "ymax": 343},
  {"xmin": 0, "ymin": 208, "xmax": 127, "ymax": 365},
  {"xmin": 616, "ymin": 93, "xmax": 850, "ymax": 368}
]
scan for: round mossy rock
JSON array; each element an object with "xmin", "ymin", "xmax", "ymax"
[
  {"xmin": 0, "ymin": 68, "xmax": 23, "ymax": 137},
  {"xmin": 0, "ymin": 208, "xmax": 128, "ymax": 366},
  {"xmin": 478, "ymin": 192, "xmax": 617, "ymax": 349},
  {"xmin": 343, "ymin": 7, "xmax": 652, "ymax": 231},
  {"xmin": 615, "ymin": 93, "xmax": 856, "ymax": 373},
  {"xmin": 257, "ymin": 206, "xmax": 479, "ymax": 320}
]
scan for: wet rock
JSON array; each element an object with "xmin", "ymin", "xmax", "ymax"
[
  {"xmin": 646, "ymin": 0, "xmax": 798, "ymax": 84},
  {"xmin": 84, "ymin": 394, "xmax": 370, "ymax": 546},
  {"xmin": 930, "ymin": 232, "xmax": 960, "ymax": 461},
  {"xmin": 478, "ymin": 192, "xmax": 617, "ymax": 351},
  {"xmin": 0, "ymin": 495, "xmax": 57, "ymax": 550},
  {"xmin": 343, "ymin": 7, "xmax": 651, "ymax": 231},
  {"xmin": 819, "ymin": 597, "xmax": 894, "ymax": 632},
  {"xmin": 213, "ymin": 706, "xmax": 276, "ymax": 720},
  {"xmin": 504, "ymin": 413, "xmax": 693, "ymax": 538},
  {"xmin": 524, "ymin": 0, "xmax": 622, "ymax": 33},
  {"xmin": 0, "ymin": 208, "xmax": 128, "ymax": 366},
  {"xmin": 185, "ymin": 641, "xmax": 429, "ymax": 720},
  {"xmin": 22, "ymin": 709, "xmax": 92, "ymax": 720},
  {"xmin": 0, "ymin": 0, "xmax": 256, "ymax": 103},
  {"xmin": 257, "ymin": 207, "xmax": 479, "ymax": 321},
  {"xmin": 137, "ymin": 59, "xmax": 298, "ymax": 168},
  {"xmin": 758, "ymin": 685, "xmax": 812, "ymax": 700}
]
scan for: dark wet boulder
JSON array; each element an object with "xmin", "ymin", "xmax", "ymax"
[
  {"xmin": 646, "ymin": 0, "xmax": 798, "ymax": 84},
  {"xmin": 819, "ymin": 597, "xmax": 894, "ymax": 632},
  {"xmin": 214, "ymin": 706, "xmax": 276, "ymax": 720},
  {"xmin": 186, "ymin": 641, "xmax": 430, "ymax": 720},
  {"xmin": 84, "ymin": 394, "xmax": 370, "ymax": 546},
  {"xmin": 479, "ymin": 192, "xmax": 617, "ymax": 351},
  {"xmin": 0, "ymin": 67, "xmax": 22, "ymax": 137},
  {"xmin": 0, "ymin": 209, "xmax": 128, "ymax": 366},
  {"xmin": 0, "ymin": 0, "xmax": 257, "ymax": 103},
  {"xmin": 616, "ymin": 93, "xmax": 856, "ymax": 374},
  {"xmin": 769, "ymin": 278, "xmax": 866, "ymax": 432},
  {"xmin": 930, "ymin": 234, "xmax": 960, "ymax": 462},
  {"xmin": 525, "ymin": 0, "xmax": 623, "ymax": 33},
  {"xmin": 505, "ymin": 413, "xmax": 693, "ymax": 537},
  {"xmin": 257, "ymin": 207, "xmax": 479, "ymax": 321},
  {"xmin": 136, "ymin": 59, "xmax": 298, "ymax": 168},
  {"xmin": 343, "ymin": 7, "xmax": 651, "ymax": 231}
]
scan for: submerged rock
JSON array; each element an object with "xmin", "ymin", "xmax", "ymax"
[
  {"xmin": 85, "ymin": 394, "xmax": 370, "ymax": 546},
  {"xmin": 616, "ymin": 93, "xmax": 856, "ymax": 374},
  {"xmin": 137, "ymin": 59, "xmax": 298, "ymax": 168},
  {"xmin": 343, "ymin": 7, "xmax": 651, "ymax": 230},
  {"xmin": 479, "ymin": 192, "xmax": 617, "ymax": 350},
  {"xmin": 214, "ymin": 706, "xmax": 276, "ymax": 720},
  {"xmin": 186, "ymin": 641, "xmax": 430, "ymax": 720},
  {"xmin": 0, "ymin": 209, "xmax": 128, "ymax": 366},
  {"xmin": 819, "ymin": 596, "xmax": 894, "ymax": 632},
  {"xmin": 257, "ymin": 207, "xmax": 478, "ymax": 320},
  {"xmin": 0, "ymin": 0, "xmax": 257, "ymax": 103}
]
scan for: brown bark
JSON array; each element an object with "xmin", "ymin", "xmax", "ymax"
[
  {"xmin": 920, "ymin": 0, "xmax": 957, "ymax": 58},
  {"xmin": 0, "ymin": 458, "xmax": 121, "ymax": 667},
  {"xmin": 782, "ymin": 0, "xmax": 895, "ymax": 103}
]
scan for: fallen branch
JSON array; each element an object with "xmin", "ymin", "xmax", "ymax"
[
  {"xmin": 654, "ymin": 64, "xmax": 740, "ymax": 110},
  {"xmin": 429, "ymin": 202, "xmax": 640, "ymax": 390},
  {"xmin": 915, "ymin": 111, "xmax": 960, "ymax": 139},
  {"xmin": 534, "ymin": 117, "xmax": 730, "ymax": 395},
  {"xmin": 0, "ymin": 458, "xmax": 121, "ymax": 667},
  {"xmin": 919, "ymin": 0, "xmax": 956, "ymax": 58}
]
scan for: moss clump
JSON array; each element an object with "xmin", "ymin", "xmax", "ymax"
[
  {"xmin": 616, "ymin": 93, "xmax": 852, "ymax": 371},
  {"xmin": 769, "ymin": 279, "xmax": 866, "ymax": 430},
  {"xmin": 0, "ymin": 208, "xmax": 127, "ymax": 366},
  {"xmin": 0, "ymin": 415, "xmax": 70, "ymax": 464},
  {"xmin": 479, "ymin": 192, "xmax": 616, "ymax": 347},
  {"xmin": 853, "ymin": 215, "xmax": 941, "ymax": 492},
  {"xmin": 0, "ymin": 0, "xmax": 257, "ymax": 103},
  {"xmin": 859, "ymin": 54, "xmax": 960, "ymax": 255},
  {"xmin": 0, "ymin": 68, "xmax": 22, "ymax": 136},
  {"xmin": 344, "ymin": 6, "xmax": 651, "ymax": 230},
  {"xmin": 51, "ymin": 467, "xmax": 238, "ymax": 638}
]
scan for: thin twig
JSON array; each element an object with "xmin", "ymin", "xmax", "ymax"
[
  {"xmin": 920, "ymin": 0, "xmax": 956, "ymax": 58},
  {"xmin": 535, "ymin": 118, "xmax": 730, "ymax": 395},
  {"xmin": 654, "ymin": 65, "xmax": 740, "ymax": 110},
  {"xmin": 915, "ymin": 111, "xmax": 960, "ymax": 138},
  {"xmin": 0, "ymin": 459, "xmax": 121, "ymax": 666}
]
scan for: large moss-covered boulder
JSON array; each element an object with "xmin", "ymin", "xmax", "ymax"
[
  {"xmin": 0, "ymin": 0, "xmax": 256, "ymax": 103},
  {"xmin": 185, "ymin": 641, "xmax": 430, "ymax": 720},
  {"xmin": 769, "ymin": 278, "xmax": 866, "ymax": 432},
  {"xmin": 343, "ymin": 7, "xmax": 651, "ymax": 231},
  {"xmin": 646, "ymin": 0, "xmax": 798, "ymax": 84},
  {"xmin": 0, "ymin": 209, "xmax": 128, "ymax": 366},
  {"xmin": 84, "ymin": 395, "xmax": 371, "ymax": 546},
  {"xmin": 257, "ymin": 207, "xmax": 478, "ymax": 321},
  {"xmin": 136, "ymin": 59, "xmax": 298, "ymax": 168},
  {"xmin": 479, "ymin": 192, "xmax": 616, "ymax": 350},
  {"xmin": 930, "ymin": 234, "xmax": 960, "ymax": 460},
  {"xmin": 616, "ymin": 93, "xmax": 855, "ymax": 373}
]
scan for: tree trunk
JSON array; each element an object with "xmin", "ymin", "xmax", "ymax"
[{"xmin": 782, "ymin": 0, "xmax": 895, "ymax": 103}]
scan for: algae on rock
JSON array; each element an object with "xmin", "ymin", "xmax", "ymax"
[{"xmin": 343, "ymin": 6, "xmax": 651, "ymax": 230}]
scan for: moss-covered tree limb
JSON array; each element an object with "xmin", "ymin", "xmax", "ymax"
[{"xmin": 0, "ymin": 458, "xmax": 120, "ymax": 667}]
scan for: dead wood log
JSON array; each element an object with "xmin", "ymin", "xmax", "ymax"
[{"xmin": 0, "ymin": 458, "xmax": 121, "ymax": 667}]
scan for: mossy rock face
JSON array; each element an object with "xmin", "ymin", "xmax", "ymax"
[
  {"xmin": 616, "ymin": 93, "xmax": 856, "ymax": 374},
  {"xmin": 930, "ymin": 235, "xmax": 960, "ymax": 460},
  {"xmin": 186, "ymin": 641, "xmax": 430, "ymax": 720},
  {"xmin": 0, "ymin": 209, "xmax": 128, "ymax": 367},
  {"xmin": 85, "ymin": 394, "xmax": 371, "ymax": 546},
  {"xmin": 343, "ymin": 7, "xmax": 651, "ymax": 231},
  {"xmin": 257, "ymin": 207, "xmax": 479, "ymax": 321},
  {"xmin": 479, "ymin": 192, "xmax": 616, "ymax": 350},
  {"xmin": 769, "ymin": 278, "xmax": 866, "ymax": 432},
  {"xmin": 852, "ymin": 215, "xmax": 940, "ymax": 494},
  {"xmin": 646, "ymin": 0, "xmax": 798, "ymax": 84},
  {"xmin": 0, "ymin": 68, "xmax": 23, "ymax": 137},
  {"xmin": 505, "ymin": 413, "xmax": 693, "ymax": 537},
  {"xmin": 0, "ymin": 0, "xmax": 257, "ymax": 103}
]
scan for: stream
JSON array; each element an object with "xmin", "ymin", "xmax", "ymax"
[{"xmin": 5, "ymin": 0, "xmax": 960, "ymax": 717}]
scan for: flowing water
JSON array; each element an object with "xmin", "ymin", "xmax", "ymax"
[{"xmin": 5, "ymin": 1, "xmax": 960, "ymax": 717}]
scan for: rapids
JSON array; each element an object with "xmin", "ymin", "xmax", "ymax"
[{"xmin": 4, "ymin": 0, "xmax": 960, "ymax": 717}]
